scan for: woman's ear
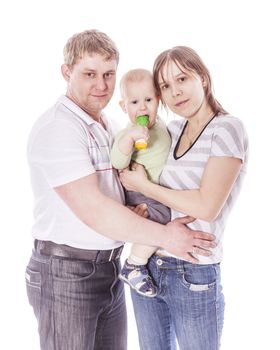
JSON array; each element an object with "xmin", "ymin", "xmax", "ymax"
[
  {"xmin": 119, "ymin": 100, "xmax": 127, "ymax": 113},
  {"xmin": 201, "ymin": 75, "xmax": 207, "ymax": 87}
]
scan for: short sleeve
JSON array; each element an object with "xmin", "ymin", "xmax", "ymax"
[
  {"xmin": 28, "ymin": 118, "xmax": 95, "ymax": 187},
  {"xmin": 210, "ymin": 117, "xmax": 248, "ymax": 162}
]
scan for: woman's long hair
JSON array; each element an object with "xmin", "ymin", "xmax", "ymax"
[{"xmin": 153, "ymin": 46, "xmax": 227, "ymax": 115}]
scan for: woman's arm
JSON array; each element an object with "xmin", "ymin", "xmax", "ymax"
[{"xmin": 120, "ymin": 156, "xmax": 242, "ymax": 221}]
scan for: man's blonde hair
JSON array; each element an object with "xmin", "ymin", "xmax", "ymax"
[
  {"xmin": 120, "ymin": 69, "xmax": 155, "ymax": 98},
  {"xmin": 63, "ymin": 29, "xmax": 119, "ymax": 67}
]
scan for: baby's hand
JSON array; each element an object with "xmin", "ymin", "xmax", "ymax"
[
  {"xmin": 118, "ymin": 126, "xmax": 149, "ymax": 155},
  {"xmin": 125, "ymin": 125, "xmax": 149, "ymax": 144}
]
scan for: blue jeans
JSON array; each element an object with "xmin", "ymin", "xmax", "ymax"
[
  {"xmin": 131, "ymin": 255, "xmax": 224, "ymax": 350},
  {"xmin": 25, "ymin": 249, "xmax": 127, "ymax": 350}
]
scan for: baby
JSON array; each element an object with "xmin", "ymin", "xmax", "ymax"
[{"xmin": 111, "ymin": 69, "xmax": 171, "ymax": 297}]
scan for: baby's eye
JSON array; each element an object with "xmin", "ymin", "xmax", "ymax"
[
  {"xmin": 131, "ymin": 100, "xmax": 138, "ymax": 104},
  {"xmin": 146, "ymin": 98, "xmax": 152, "ymax": 102}
]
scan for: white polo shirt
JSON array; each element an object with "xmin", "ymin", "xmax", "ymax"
[{"xmin": 27, "ymin": 95, "xmax": 125, "ymax": 249}]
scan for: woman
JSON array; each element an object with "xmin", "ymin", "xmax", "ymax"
[{"xmin": 120, "ymin": 46, "xmax": 248, "ymax": 350}]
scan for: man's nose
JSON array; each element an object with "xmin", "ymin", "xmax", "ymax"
[{"xmin": 95, "ymin": 77, "xmax": 107, "ymax": 90}]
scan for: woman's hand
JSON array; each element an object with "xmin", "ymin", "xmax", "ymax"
[{"xmin": 119, "ymin": 162, "xmax": 149, "ymax": 192}]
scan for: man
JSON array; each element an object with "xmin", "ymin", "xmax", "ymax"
[{"xmin": 25, "ymin": 29, "xmax": 216, "ymax": 350}]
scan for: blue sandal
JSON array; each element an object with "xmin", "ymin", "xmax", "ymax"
[{"xmin": 119, "ymin": 260, "xmax": 157, "ymax": 297}]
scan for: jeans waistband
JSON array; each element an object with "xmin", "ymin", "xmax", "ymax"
[
  {"xmin": 152, "ymin": 253, "xmax": 220, "ymax": 269},
  {"xmin": 34, "ymin": 239, "xmax": 123, "ymax": 263}
]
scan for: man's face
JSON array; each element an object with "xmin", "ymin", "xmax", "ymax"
[{"xmin": 63, "ymin": 53, "xmax": 117, "ymax": 120}]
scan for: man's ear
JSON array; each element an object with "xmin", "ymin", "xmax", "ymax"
[
  {"xmin": 61, "ymin": 64, "xmax": 71, "ymax": 82},
  {"xmin": 119, "ymin": 100, "xmax": 127, "ymax": 113}
]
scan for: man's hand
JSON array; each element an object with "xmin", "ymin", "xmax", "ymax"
[
  {"xmin": 163, "ymin": 216, "xmax": 216, "ymax": 263},
  {"xmin": 127, "ymin": 203, "xmax": 148, "ymax": 218}
]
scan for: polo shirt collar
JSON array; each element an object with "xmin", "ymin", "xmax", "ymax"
[{"xmin": 58, "ymin": 95, "xmax": 106, "ymax": 126}]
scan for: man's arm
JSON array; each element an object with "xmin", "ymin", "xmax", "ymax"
[{"xmin": 55, "ymin": 173, "xmax": 216, "ymax": 263}]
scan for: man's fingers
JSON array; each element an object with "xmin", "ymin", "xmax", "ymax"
[
  {"xmin": 194, "ymin": 238, "xmax": 217, "ymax": 249},
  {"xmin": 171, "ymin": 216, "xmax": 196, "ymax": 225},
  {"xmin": 133, "ymin": 203, "xmax": 148, "ymax": 218},
  {"xmin": 194, "ymin": 231, "xmax": 216, "ymax": 241},
  {"xmin": 191, "ymin": 246, "xmax": 213, "ymax": 257},
  {"xmin": 183, "ymin": 253, "xmax": 199, "ymax": 264},
  {"xmin": 184, "ymin": 216, "xmax": 196, "ymax": 223}
]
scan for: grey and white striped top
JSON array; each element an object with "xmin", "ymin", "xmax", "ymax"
[{"xmin": 159, "ymin": 114, "xmax": 249, "ymax": 264}]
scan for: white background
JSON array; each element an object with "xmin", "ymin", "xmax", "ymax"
[{"xmin": 0, "ymin": 0, "xmax": 279, "ymax": 349}]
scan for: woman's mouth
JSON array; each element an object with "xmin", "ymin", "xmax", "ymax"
[{"xmin": 175, "ymin": 99, "xmax": 188, "ymax": 107}]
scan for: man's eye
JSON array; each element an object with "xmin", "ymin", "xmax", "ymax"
[
  {"xmin": 105, "ymin": 72, "xmax": 115, "ymax": 79},
  {"xmin": 87, "ymin": 73, "xmax": 95, "ymax": 78}
]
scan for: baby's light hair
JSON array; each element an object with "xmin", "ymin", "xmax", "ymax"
[{"xmin": 120, "ymin": 69, "xmax": 155, "ymax": 99}]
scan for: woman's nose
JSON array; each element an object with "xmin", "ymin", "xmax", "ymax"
[{"xmin": 171, "ymin": 86, "xmax": 182, "ymax": 97}]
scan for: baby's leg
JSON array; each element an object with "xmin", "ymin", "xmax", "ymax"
[
  {"xmin": 120, "ymin": 244, "xmax": 157, "ymax": 297},
  {"xmin": 129, "ymin": 244, "xmax": 157, "ymax": 265}
]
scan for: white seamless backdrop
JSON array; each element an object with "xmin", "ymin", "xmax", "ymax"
[{"xmin": 0, "ymin": 0, "xmax": 279, "ymax": 349}]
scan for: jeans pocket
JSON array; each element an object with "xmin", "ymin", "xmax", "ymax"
[
  {"xmin": 51, "ymin": 257, "xmax": 96, "ymax": 282},
  {"xmin": 180, "ymin": 264, "xmax": 218, "ymax": 292},
  {"xmin": 25, "ymin": 267, "xmax": 42, "ymax": 319}
]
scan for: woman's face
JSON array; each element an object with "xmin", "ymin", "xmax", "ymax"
[{"xmin": 158, "ymin": 60, "xmax": 207, "ymax": 118}]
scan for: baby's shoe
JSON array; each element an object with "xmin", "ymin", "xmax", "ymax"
[{"xmin": 119, "ymin": 259, "xmax": 157, "ymax": 297}]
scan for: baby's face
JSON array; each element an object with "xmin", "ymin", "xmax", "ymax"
[{"xmin": 121, "ymin": 79, "xmax": 159, "ymax": 128}]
